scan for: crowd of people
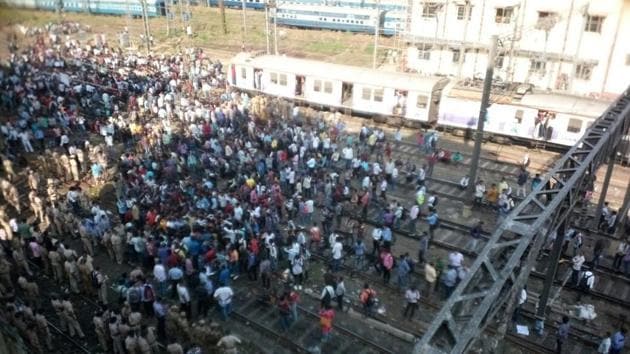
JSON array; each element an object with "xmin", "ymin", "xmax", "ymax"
[{"xmin": 0, "ymin": 20, "xmax": 626, "ymax": 354}]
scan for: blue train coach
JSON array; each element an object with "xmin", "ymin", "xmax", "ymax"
[
  {"xmin": 206, "ymin": 0, "xmax": 265, "ymax": 10},
  {"xmin": 0, "ymin": 0, "xmax": 164, "ymax": 16},
  {"xmin": 273, "ymin": 4, "xmax": 384, "ymax": 34}
]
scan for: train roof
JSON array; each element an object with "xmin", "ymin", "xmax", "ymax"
[
  {"xmin": 276, "ymin": 4, "xmax": 380, "ymax": 14},
  {"xmin": 233, "ymin": 53, "xmax": 447, "ymax": 92},
  {"xmin": 519, "ymin": 93, "xmax": 611, "ymax": 117}
]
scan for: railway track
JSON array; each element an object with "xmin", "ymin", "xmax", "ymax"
[
  {"xmin": 230, "ymin": 286, "xmax": 410, "ymax": 354},
  {"xmin": 331, "ymin": 203, "xmax": 617, "ymax": 352}
]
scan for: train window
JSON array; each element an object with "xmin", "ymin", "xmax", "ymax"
[
  {"xmin": 374, "ymin": 89, "xmax": 384, "ymax": 102},
  {"xmin": 314, "ymin": 80, "xmax": 322, "ymax": 92},
  {"xmin": 279, "ymin": 74, "xmax": 288, "ymax": 86},
  {"xmin": 362, "ymin": 88, "xmax": 372, "ymax": 100},
  {"xmin": 515, "ymin": 109, "xmax": 524, "ymax": 124},
  {"xmin": 324, "ymin": 81, "xmax": 333, "ymax": 94},
  {"xmin": 567, "ymin": 118, "xmax": 582, "ymax": 133},
  {"xmin": 416, "ymin": 95, "xmax": 428, "ymax": 109},
  {"xmin": 240, "ymin": 68, "xmax": 247, "ymax": 79},
  {"xmin": 270, "ymin": 72, "xmax": 278, "ymax": 84}
]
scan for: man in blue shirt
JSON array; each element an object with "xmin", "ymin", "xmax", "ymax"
[
  {"xmin": 427, "ymin": 209, "xmax": 439, "ymax": 239},
  {"xmin": 610, "ymin": 328, "xmax": 626, "ymax": 354},
  {"xmin": 382, "ymin": 226, "xmax": 393, "ymax": 248}
]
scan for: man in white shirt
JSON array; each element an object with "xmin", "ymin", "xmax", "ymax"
[
  {"xmin": 571, "ymin": 252, "xmax": 585, "ymax": 286},
  {"xmin": 331, "ymin": 237, "xmax": 343, "ymax": 272},
  {"xmin": 176, "ymin": 282, "xmax": 191, "ymax": 319},
  {"xmin": 214, "ymin": 285, "xmax": 234, "ymax": 320},
  {"xmin": 448, "ymin": 251, "xmax": 464, "ymax": 268},
  {"xmin": 512, "ymin": 285, "xmax": 528, "ymax": 324},
  {"xmin": 153, "ymin": 262, "xmax": 167, "ymax": 297},
  {"xmin": 371, "ymin": 227, "xmax": 382, "ymax": 256}
]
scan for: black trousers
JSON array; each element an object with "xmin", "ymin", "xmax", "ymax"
[{"xmin": 403, "ymin": 302, "xmax": 418, "ymax": 318}]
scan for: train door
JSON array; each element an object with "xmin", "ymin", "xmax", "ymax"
[
  {"xmin": 393, "ymin": 90, "xmax": 407, "ymax": 116},
  {"xmin": 295, "ymin": 75, "xmax": 305, "ymax": 97},
  {"xmin": 428, "ymin": 87, "xmax": 443, "ymax": 124},
  {"xmin": 342, "ymin": 82, "xmax": 353, "ymax": 106},
  {"xmin": 253, "ymin": 68, "xmax": 262, "ymax": 90}
]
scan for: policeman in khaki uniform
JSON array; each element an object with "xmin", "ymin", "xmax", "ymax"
[
  {"xmin": 64, "ymin": 256, "xmax": 81, "ymax": 294},
  {"xmin": 62, "ymin": 295, "xmax": 85, "ymax": 338},
  {"xmin": 111, "ymin": 230, "xmax": 124, "ymax": 264},
  {"xmin": 93, "ymin": 311, "xmax": 109, "ymax": 352},
  {"xmin": 109, "ymin": 316, "xmax": 125, "ymax": 354},
  {"xmin": 34, "ymin": 309, "xmax": 53, "ymax": 350},
  {"xmin": 51, "ymin": 294, "xmax": 68, "ymax": 332},
  {"xmin": 28, "ymin": 191, "xmax": 46, "ymax": 225},
  {"xmin": 48, "ymin": 248, "xmax": 64, "ymax": 283}
]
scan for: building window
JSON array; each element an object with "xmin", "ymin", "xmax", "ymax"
[
  {"xmin": 567, "ymin": 118, "xmax": 582, "ymax": 133},
  {"xmin": 279, "ymin": 74, "xmax": 287, "ymax": 86},
  {"xmin": 418, "ymin": 44, "xmax": 432, "ymax": 60},
  {"xmin": 452, "ymin": 49, "xmax": 460, "ymax": 63},
  {"xmin": 515, "ymin": 109, "xmax": 524, "ymax": 124},
  {"xmin": 530, "ymin": 59, "xmax": 546, "ymax": 74},
  {"xmin": 240, "ymin": 68, "xmax": 246, "ymax": 79},
  {"xmin": 324, "ymin": 81, "xmax": 333, "ymax": 94},
  {"xmin": 362, "ymin": 87, "xmax": 372, "ymax": 100},
  {"xmin": 456, "ymin": 5, "xmax": 471, "ymax": 20},
  {"xmin": 584, "ymin": 15, "xmax": 604, "ymax": 33},
  {"xmin": 575, "ymin": 63, "xmax": 594, "ymax": 80},
  {"xmin": 422, "ymin": 2, "xmax": 438, "ymax": 18},
  {"xmin": 495, "ymin": 7, "xmax": 513, "ymax": 24},
  {"xmin": 496, "ymin": 54, "xmax": 504, "ymax": 68},
  {"xmin": 536, "ymin": 11, "xmax": 557, "ymax": 30},
  {"xmin": 270, "ymin": 72, "xmax": 278, "ymax": 84},
  {"xmin": 417, "ymin": 95, "xmax": 428, "ymax": 109},
  {"xmin": 314, "ymin": 80, "xmax": 322, "ymax": 92},
  {"xmin": 373, "ymin": 89, "xmax": 384, "ymax": 102}
]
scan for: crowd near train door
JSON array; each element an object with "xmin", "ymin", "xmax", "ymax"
[
  {"xmin": 534, "ymin": 109, "xmax": 556, "ymax": 141},
  {"xmin": 253, "ymin": 69, "xmax": 262, "ymax": 90},
  {"xmin": 295, "ymin": 75, "xmax": 305, "ymax": 97},
  {"xmin": 342, "ymin": 82, "xmax": 353, "ymax": 106}
]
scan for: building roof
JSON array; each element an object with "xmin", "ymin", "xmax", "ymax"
[{"xmin": 232, "ymin": 53, "xmax": 448, "ymax": 92}]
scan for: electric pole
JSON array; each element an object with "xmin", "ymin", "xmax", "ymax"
[
  {"xmin": 165, "ymin": 0, "xmax": 171, "ymax": 36},
  {"xmin": 219, "ymin": 0, "xmax": 227, "ymax": 34},
  {"xmin": 141, "ymin": 0, "xmax": 152, "ymax": 54},
  {"xmin": 372, "ymin": 0, "xmax": 380, "ymax": 69},
  {"xmin": 273, "ymin": 3, "xmax": 278, "ymax": 54},
  {"xmin": 265, "ymin": 2, "xmax": 271, "ymax": 53},
  {"xmin": 241, "ymin": 0, "xmax": 247, "ymax": 49},
  {"xmin": 466, "ymin": 35, "xmax": 498, "ymax": 199}
]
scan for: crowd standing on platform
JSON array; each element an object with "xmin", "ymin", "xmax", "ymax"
[{"xmin": 0, "ymin": 21, "xmax": 627, "ymax": 354}]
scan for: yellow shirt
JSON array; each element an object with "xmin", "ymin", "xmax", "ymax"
[{"xmin": 424, "ymin": 264, "xmax": 437, "ymax": 283}]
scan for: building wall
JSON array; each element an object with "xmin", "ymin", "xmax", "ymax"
[{"xmin": 404, "ymin": 0, "xmax": 630, "ymax": 96}]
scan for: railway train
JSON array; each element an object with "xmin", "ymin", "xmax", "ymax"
[
  {"xmin": 206, "ymin": 0, "xmax": 405, "ymax": 11},
  {"xmin": 228, "ymin": 53, "xmax": 615, "ymax": 149},
  {"xmin": 0, "ymin": 0, "xmax": 165, "ymax": 16},
  {"xmin": 272, "ymin": 5, "xmax": 402, "ymax": 36}
]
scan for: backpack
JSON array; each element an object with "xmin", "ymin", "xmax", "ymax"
[
  {"xmin": 321, "ymin": 286, "xmax": 333, "ymax": 305},
  {"xmin": 91, "ymin": 271, "xmax": 100, "ymax": 288},
  {"xmin": 128, "ymin": 287, "xmax": 141, "ymax": 304},
  {"xmin": 143, "ymin": 284, "xmax": 155, "ymax": 302}
]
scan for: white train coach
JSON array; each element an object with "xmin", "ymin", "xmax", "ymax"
[
  {"xmin": 229, "ymin": 53, "xmax": 449, "ymax": 126},
  {"xmin": 229, "ymin": 53, "xmax": 613, "ymax": 149}
]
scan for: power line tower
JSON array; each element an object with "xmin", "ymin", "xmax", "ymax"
[{"xmin": 414, "ymin": 86, "xmax": 630, "ymax": 353}]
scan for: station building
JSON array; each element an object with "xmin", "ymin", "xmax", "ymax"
[{"xmin": 401, "ymin": 0, "xmax": 630, "ymax": 98}]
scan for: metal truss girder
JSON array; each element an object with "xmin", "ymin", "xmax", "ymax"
[{"xmin": 414, "ymin": 88, "xmax": 630, "ymax": 354}]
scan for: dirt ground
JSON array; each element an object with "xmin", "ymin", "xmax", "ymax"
[{"xmin": 0, "ymin": 6, "xmax": 398, "ymax": 67}]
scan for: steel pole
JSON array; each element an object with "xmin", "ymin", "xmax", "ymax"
[
  {"xmin": 591, "ymin": 149, "xmax": 616, "ymax": 230},
  {"xmin": 141, "ymin": 0, "xmax": 151, "ymax": 54},
  {"xmin": 535, "ymin": 221, "xmax": 567, "ymax": 327},
  {"xmin": 265, "ymin": 4, "xmax": 270, "ymax": 54},
  {"xmin": 466, "ymin": 35, "xmax": 497, "ymax": 200},
  {"xmin": 241, "ymin": 0, "xmax": 247, "ymax": 49},
  {"xmin": 219, "ymin": 0, "xmax": 227, "ymax": 34},
  {"xmin": 619, "ymin": 178, "xmax": 630, "ymax": 230},
  {"xmin": 372, "ymin": 0, "xmax": 380, "ymax": 69},
  {"xmin": 273, "ymin": 6, "xmax": 278, "ymax": 55}
]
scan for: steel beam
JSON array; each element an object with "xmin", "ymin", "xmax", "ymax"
[
  {"xmin": 591, "ymin": 150, "xmax": 617, "ymax": 230},
  {"xmin": 414, "ymin": 87, "xmax": 630, "ymax": 353}
]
